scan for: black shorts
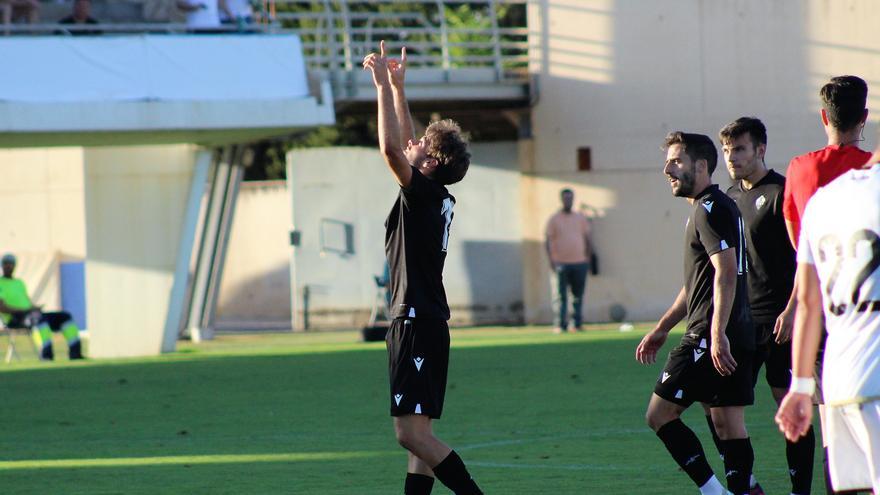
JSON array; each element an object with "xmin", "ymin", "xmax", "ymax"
[
  {"xmin": 386, "ymin": 317, "xmax": 450, "ymax": 419},
  {"xmin": 654, "ymin": 338, "xmax": 754, "ymax": 408},
  {"xmin": 752, "ymin": 323, "xmax": 793, "ymax": 389}
]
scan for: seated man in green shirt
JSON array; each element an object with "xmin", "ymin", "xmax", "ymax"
[{"xmin": 0, "ymin": 253, "xmax": 83, "ymax": 360}]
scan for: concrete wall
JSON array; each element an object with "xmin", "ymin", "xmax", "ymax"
[
  {"xmin": 215, "ymin": 180, "xmax": 292, "ymax": 329},
  {"xmin": 0, "ymin": 147, "xmax": 86, "ymax": 310},
  {"xmin": 83, "ymin": 145, "xmax": 196, "ymax": 357},
  {"xmin": 524, "ymin": 0, "xmax": 880, "ymax": 323},
  {"xmin": 288, "ymin": 143, "xmax": 523, "ymax": 329}
]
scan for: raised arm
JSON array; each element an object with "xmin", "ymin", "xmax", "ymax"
[
  {"xmin": 388, "ymin": 46, "xmax": 416, "ymax": 149},
  {"xmin": 363, "ymin": 41, "xmax": 413, "ymax": 187}
]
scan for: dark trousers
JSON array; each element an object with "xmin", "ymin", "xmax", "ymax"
[{"xmin": 552, "ymin": 262, "xmax": 589, "ymax": 329}]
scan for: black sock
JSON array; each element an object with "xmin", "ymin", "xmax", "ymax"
[
  {"xmin": 786, "ymin": 425, "xmax": 814, "ymax": 494},
  {"xmin": 705, "ymin": 414, "xmax": 724, "ymax": 461},
  {"xmin": 721, "ymin": 438, "xmax": 754, "ymax": 495},
  {"xmin": 69, "ymin": 340, "xmax": 83, "ymax": 360},
  {"xmin": 404, "ymin": 473, "xmax": 435, "ymax": 495},
  {"xmin": 432, "ymin": 451, "xmax": 482, "ymax": 495},
  {"xmin": 655, "ymin": 419, "xmax": 714, "ymax": 487}
]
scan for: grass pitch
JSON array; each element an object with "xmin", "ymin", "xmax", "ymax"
[{"xmin": 0, "ymin": 325, "xmax": 823, "ymax": 494}]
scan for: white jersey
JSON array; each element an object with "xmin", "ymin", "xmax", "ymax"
[{"xmin": 797, "ymin": 163, "xmax": 880, "ymax": 405}]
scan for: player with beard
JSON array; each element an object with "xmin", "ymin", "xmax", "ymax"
[
  {"xmin": 637, "ymin": 132, "xmax": 756, "ymax": 495},
  {"xmin": 721, "ymin": 117, "xmax": 813, "ymax": 495}
]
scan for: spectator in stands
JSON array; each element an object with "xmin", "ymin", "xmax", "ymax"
[
  {"xmin": 177, "ymin": 0, "xmax": 221, "ymax": 30},
  {"xmin": 1, "ymin": 0, "xmax": 40, "ymax": 34},
  {"xmin": 0, "ymin": 253, "xmax": 84, "ymax": 360},
  {"xmin": 58, "ymin": 0, "xmax": 102, "ymax": 36},
  {"xmin": 220, "ymin": 0, "xmax": 254, "ymax": 28}
]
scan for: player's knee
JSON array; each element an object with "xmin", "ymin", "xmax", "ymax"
[
  {"xmin": 393, "ymin": 424, "xmax": 424, "ymax": 451},
  {"xmin": 645, "ymin": 408, "xmax": 669, "ymax": 432}
]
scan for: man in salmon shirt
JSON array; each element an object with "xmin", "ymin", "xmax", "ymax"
[
  {"xmin": 783, "ymin": 75, "xmax": 871, "ymax": 495},
  {"xmin": 545, "ymin": 188, "xmax": 594, "ymax": 333}
]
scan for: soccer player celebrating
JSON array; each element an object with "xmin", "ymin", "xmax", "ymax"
[
  {"xmin": 783, "ymin": 75, "xmax": 871, "ymax": 495},
  {"xmin": 637, "ymin": 132, "xmax": 755, "ymax": 495},
  {"xmin": 722, "ymin": 117, "xmax": 813, "ymax": 495},
  {"xmin": 776, "ymin": 150, "xmax": 880, "ymax": 494},
  {"xmin": 362, "ymin": 41, "xmax": 482, "ymax": 495}
]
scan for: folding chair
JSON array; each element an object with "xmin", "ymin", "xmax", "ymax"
[{"xmin": 1, "ymin": 319, "xmax": 36, "ymax": 363}]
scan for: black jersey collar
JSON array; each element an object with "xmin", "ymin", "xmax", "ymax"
[
  {"xmin": 736, "ymin": 169, "xmax": 776, "ymax": 192},
  {"xmin": 693, "ymin": 184, "xmax": 719, "ymax": 201}
]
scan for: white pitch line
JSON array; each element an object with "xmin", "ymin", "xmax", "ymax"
[
  {"xmin": 458, "ymin": 427, "xmax": 646, "ymax": 451},
  {"xmin": 469, "ymin": 461, "xmax": 629, "ymax": 472}
]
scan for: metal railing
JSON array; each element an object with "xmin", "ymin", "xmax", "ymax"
[
  {"xmin": 268, "ymin": 0, "xmax": 529, "ymax": 82},
  {"xmin": 5, "ymin": 1, "xmax": 528, "ymax": 83}
]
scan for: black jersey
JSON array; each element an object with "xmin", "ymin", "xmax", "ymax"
[
  {"xmin": 726, "ymin": 170, "xmax": 796, "ymax": 327},
  {"xmin": 683, "ymin": 185, "xmax": 754, "ymax": 350},
  {"xmin": 385, "ymin": 167, "xmax": 455, "ymax": 320}
]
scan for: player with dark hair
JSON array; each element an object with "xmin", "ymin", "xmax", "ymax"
[
  {"xmin": 362, "ymin": 41, "xmax": 480, "ymax": 495},
  {"xmin": 721, "ymin": 117, "xmax": 813, "ymax": 495},
  {"xmin": 784, "ymin": 75, "xmax": 870, "ymax": 245},
  {"xmin": 783, "ymin": 75, "xmax": 871, "ymax": 495},
  {"xmin": 637, "ymin": 132, "xmax": 756, "ymax": 495},
  {"xmin": 777, "ymin": 147, "xmax": 880, "ymax": 494}
]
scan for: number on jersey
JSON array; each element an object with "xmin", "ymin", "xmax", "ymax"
[
  {"xmin": 440, "ymin": 198, "xmax": 454, "ymax": 252},
  {"xmin": 817, "ymin": 229, "xmax": 880, "ymax": 315}
]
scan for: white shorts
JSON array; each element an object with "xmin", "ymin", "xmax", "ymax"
[{"xmin": 826, "ymin": 400, "xmax": 880, "ymax": 492}]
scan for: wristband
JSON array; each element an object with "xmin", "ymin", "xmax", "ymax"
[{"xmin": 789, "ymin": 377, "xmax": 816, "ymax": 395}]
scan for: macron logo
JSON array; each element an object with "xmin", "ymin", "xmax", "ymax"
[
  {"xmin": 661, "ymin": 372, "xmax": 671, "ymax": 383},
  {"xmin": 414, "ymin": 357, "xmax": 424, "ymax": 371},
  {"xmin": 693, "ymin": 348, "xmax": 705, "ymax": 362},
  {"xmin": 394, "ymin": 394, "xmax": 403, "ymax": 406},
  {"xmin": 703, "ymin": 201, "xmax": 714, "ymax": 213}
]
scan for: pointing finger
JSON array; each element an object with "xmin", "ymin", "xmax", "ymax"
[
  {"xmin": 401, "ymin": 46, "xmax": 407, "ymax": 64},
  {"xmin": 380, "ymin": 40, "xmax": 386, "ymax": 58}
]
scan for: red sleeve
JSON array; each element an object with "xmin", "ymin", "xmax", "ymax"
[
  {"xmin": 783, "ymin": 157, "xmax": 820, "ymax": 225},
  {"xmin": 782, "ymin": 158, "xmax": 800, "ymax": 223}
]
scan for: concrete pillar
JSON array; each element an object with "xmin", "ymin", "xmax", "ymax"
[{"xmin": 83, "ymin": 145, "xmax": 197, "ymax": 358}]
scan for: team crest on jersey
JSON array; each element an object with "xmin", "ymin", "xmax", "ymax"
[{"xmin": 755, "ymin": 195, "xmax": 766, "ymax": 210}]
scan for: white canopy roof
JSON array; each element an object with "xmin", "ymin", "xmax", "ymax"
[{"xmin": 0, "ymin": 34, "xmax": 334, "ymax": 146}]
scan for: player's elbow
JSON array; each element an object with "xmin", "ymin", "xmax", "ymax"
[
  {"xmin": 714, "ymin": 268, "xmax": 737, "ymax": 292},
  {"xmin": 379, "ymin": 141, "xmax": 401, "ymax": 159},
  {"xmin": 796, "ymin": 286, "xmax": 822, "ymax": 310}
]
